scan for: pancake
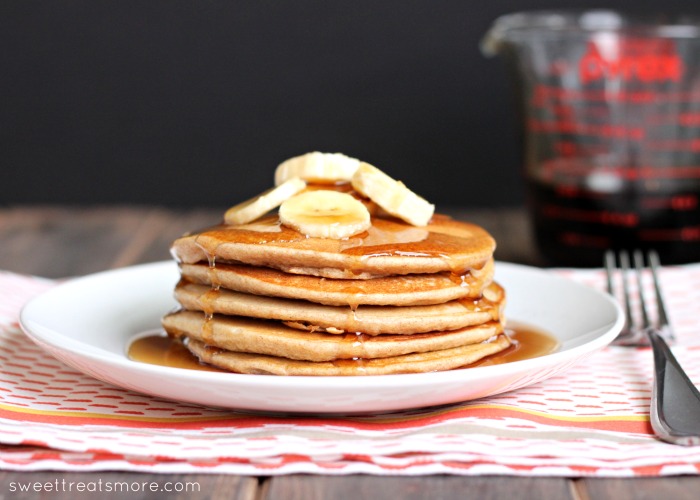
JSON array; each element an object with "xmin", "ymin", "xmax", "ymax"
[
  {"xmin": 171, "ymin": 213, "xmax": 496, "ymax": 279},
  {"xmin": 185, "ymin": 334, "xmax": 512, "ymax": 375},
  {"xmin": 163, "ymin": 310, "xmax": 504, "ymax": 361},
  {"xmin": 173, "ymin": 281, "xmax": 505, "ymax": 335},
  {"xmin": 180, "ymin": 258, "xmax": 494, "ymax": 306},
  {"xmin": 163, "ymin": 161, "xmax": 504, "ymax": 377}
]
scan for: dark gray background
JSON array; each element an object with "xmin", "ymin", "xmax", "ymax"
[{"xmin": 1, "ymin": 0, "xmax": 694, "ymax": 207}]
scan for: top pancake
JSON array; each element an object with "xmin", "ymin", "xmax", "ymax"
[{"xmin": 171, "ymin": 213, "xmax": 496, "ymax": 279}]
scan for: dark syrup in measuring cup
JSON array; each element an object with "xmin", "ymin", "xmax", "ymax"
[{"xmin": 528, "ymin": 177, "xmax": 700, "ymax": 266}]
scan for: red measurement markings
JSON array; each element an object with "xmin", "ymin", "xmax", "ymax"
[
  {"xmin": 639, "ymin": 226, "xmax": 700, "ymax": 241},
  {"xmin": 643, "ymin": 111, "xmax": 700, "ymax": 126},
  {"xmin": 528, "ymin": 118, "xmax": 645, "ymax": 140},
  {"xmin": 559, "ymin": 232, "xmax": 611, "ymax": 249},
  {"xmin": 547, "ymin": 105, "xmax": 614, "ymax": 122},
  {"xmin": 531, "ymin": 84, "xmax": 700, "ymax": 106},
  {"xmin": 553, "ymin": 185, "xmax": 607, "ymax": 199},
  {"xmin": 541, "ymin": 205, "xmax": 639, "ymax": 227},
  {"xmin": 550, "ymin": 104, "xmax": 574, "ymax": 118},
  {"xmin": 547, "ymin": 104, "xmax": 613, "ymax": 118},
  {"xmin": 553, "ymin": 141, "xmax": 610, "ymax": 158},
  {"xmin": 640, "ymin": 195, "xmax": 698, "ymax": 210},
  {"xmin": 540, "ymin": 160, "xmax": 700, "ymax": 181},
  {"xmin": 680, "ymin": 112, "xmax": 700, "ymax": 126},
  {"xmin": 645, "ymin": 138, "xmax": 700, "ymax": 152}
]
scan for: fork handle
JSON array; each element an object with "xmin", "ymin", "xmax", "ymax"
[{"xmin": 647, "ymin": 329, "xmax": 700, "ymax": 446}]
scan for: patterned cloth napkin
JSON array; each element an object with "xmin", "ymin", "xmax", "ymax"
[{"xmin": 1, "ymin": 264, "xmax": 700, "ymax": 476}]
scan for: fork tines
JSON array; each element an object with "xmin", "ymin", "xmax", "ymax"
[{"xmin": 604, "ymin": 249, "xmax": 674, "ymax": 346}]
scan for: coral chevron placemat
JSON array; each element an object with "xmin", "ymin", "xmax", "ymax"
[{"xmin": 1, "ymin": 265, "xmax": 700, "ymax": 476}]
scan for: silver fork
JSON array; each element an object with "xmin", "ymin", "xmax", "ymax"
[{"xmin": 605, "ymin": 249, "xmax": 700, "ymax": 446}]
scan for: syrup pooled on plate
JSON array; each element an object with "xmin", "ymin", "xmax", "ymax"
[
  {"xmin": 127, "ymin": 323, "xmax": 558, "ymax": 373},
  {"xmin": 128, "ymin": 332, "xmax": 223, "ymax": 372},
  {"xmin": 470, "ymin": 322, "xmax": 559, "ymax": 367}
]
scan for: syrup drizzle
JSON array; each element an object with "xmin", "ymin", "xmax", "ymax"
[
  {"xmin": 193, "ymin": 239, "xmax": 223, "ymax": 345},
  {"xmin": 128, "ymin": 323, "xmax": 558, "ymax": 372},
  {"xmin": 182, "ymin": 214, "xmax": 494, "ymax": 277}
]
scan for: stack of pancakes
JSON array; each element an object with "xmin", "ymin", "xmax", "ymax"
[{"xmin": 162, "ymin": 213, "xmax": 510, "ymax": 375}]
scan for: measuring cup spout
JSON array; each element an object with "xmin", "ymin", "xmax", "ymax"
[
  {"xmin": 480, "ymin": 11, "xmax": 548, "ymax": 56},
  {"xmin": 481, "ymin": 10, "xmax": 624, "ymax": 57},
  {"xmin": 480, "ymin": 17, "xmax": 508, "ymax": 57}
]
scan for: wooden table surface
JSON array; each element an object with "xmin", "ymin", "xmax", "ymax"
[{"xmin": 0, "ymin": 205, "xmax": 697, "ymax": 499}]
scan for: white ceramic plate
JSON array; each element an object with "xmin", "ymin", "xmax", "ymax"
[{"xmin": 20, "ymin": 261, "xmax": 623, "ymax": 414}]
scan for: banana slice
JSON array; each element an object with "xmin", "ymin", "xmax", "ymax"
[
  {"xmin": 224, "ymin": 177, "xmax": 306, "ymax": 225},
  {"xmin": 275, "ymin": 152, "xmax": 361, "ymax": 185},
  {"xmin": 279, "ymin": 190, "xmax": 371, "ymax": 239},
  {"xmin": 351, "ymin": 162, "xmax": 435, "ymax": 226}
]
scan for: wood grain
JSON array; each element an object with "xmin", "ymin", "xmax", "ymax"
[
  {"xmin": 263, "ymin": 475, "xmax": 574, "ymax": 500},
  {"xmin": 579, "ymin": 477, "xmax": 700, "ymax": 500}
]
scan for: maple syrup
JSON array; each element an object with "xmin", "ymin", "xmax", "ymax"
[
  {"xmin": 184, "ymin": 213, "xmax": 495, "ymax": 277},
  {"xmin": 470, "ymin": 322, "xmax": 559, "ymax": 367},
  {"xmin": 529, "ymin": 178, "xmax": 700, "ymax": 266},
  {"xmin": 127, "ymin": 323, "xmax": 558, "ymax": 373},
  {"xmin": 127, "ymin": 332, "xmax": 223, "ymax": 372}
]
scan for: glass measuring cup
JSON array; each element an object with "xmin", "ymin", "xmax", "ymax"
[{"xmin": 483, "ymin": 10, "xmax": 700, "ymax": 266}]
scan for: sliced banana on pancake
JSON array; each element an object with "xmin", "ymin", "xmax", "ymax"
[
  {"xmin": 351, "ymin": 162, "xmax": 434, "ymax": 226},
  {"xmin": 224, "ymin": 177, "xmax": 306, "ymax": 225},
  {"xmin": 279, "ymin": 190, "xmax": 371, "ymax": 239},
  {"xmin": 275, "ymin": 152, "xmax": 360, "ymax": 185}
]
